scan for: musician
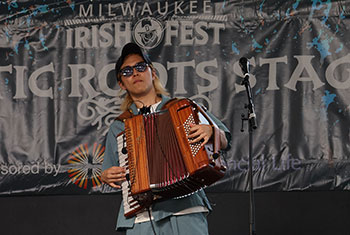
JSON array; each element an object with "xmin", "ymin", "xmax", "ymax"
[{"xmin": 101, "ymin": 42, "xmax": 231, "ymax": 235}]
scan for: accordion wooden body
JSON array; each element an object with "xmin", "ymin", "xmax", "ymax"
[{"xmin": 119, "ymin": 99, "xmax": 226, "ymax": 217}]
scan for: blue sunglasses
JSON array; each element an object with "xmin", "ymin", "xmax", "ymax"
[{"xmin": 119, "ymin": 62, "xmax": 149, "ymax": 77}]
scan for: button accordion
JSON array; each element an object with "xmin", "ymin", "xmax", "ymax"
[{"xmin": 116, "ymin": 98, "xmax": 226, "ymax": 218}]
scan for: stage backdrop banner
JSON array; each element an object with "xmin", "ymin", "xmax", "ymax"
[{"xmin": 0, "ymin": 0, "xmax": 349, "ymax": 195}]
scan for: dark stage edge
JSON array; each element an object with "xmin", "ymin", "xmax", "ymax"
[{"xmin": 0, "ymin": 191, "xmax": 349, "ymax": 235}]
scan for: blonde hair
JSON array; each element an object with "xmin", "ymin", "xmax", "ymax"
[{"xmin": 120, "ymin": 66, "xmax": 169, "ymax": 111}]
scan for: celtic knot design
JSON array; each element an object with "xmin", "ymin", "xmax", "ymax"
[{"xmin": 77, "ymin": 96, "xmax": 124, "ymax": 136}]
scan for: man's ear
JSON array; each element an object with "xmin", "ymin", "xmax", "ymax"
[
  {"xmin": 118, "ymin": 80, "xmax": 126, "ymax": 90},
  {"xmin": 151, "ymin": 68, "xmax": 157, "ymax": 81}
]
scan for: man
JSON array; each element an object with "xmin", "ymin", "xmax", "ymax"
[{"xmin": 101, "ymin": 42, "xmax": 231, "ymax": 235}]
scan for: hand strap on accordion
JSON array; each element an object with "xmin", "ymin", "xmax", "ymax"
[
  {"xmin": 163, "ymin": 98, "xmax": 221, "ymax": 158},
  {"xmin": 190, "ymin": 100, "xmax": 221, "ymax": 159}
]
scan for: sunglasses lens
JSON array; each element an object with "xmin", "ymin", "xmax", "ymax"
[
  {"xmin": 121, "ymin": 67, "xmax": 133, "ymax": 77},
  {"xmin": 135, "ymin": 62, "xmax": 147, "ymax": 72}
]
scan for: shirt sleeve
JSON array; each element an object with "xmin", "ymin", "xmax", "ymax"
[
  {"xmin": 102, "ymin": 121, "xmax": 124, "ymax": 171},
  {"xmin": 205, "ymin": 111, "xmax": 232, "ymax": 151}
]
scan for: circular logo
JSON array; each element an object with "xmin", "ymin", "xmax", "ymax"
[
  {"xmin": 132, "ymin": 17, "xmax": 164, "ymax": 49},
  {"xmin": 67, "ymin": 142, "xmax": 105, "ymax": 189}
]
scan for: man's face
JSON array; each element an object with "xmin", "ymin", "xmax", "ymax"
[{"xmin": 118, "ymin": 54, "xmax": 155, "ymax": 99}]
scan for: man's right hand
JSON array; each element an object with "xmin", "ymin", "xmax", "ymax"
[{"xmin": 101, "ymin": 166, "xmax": 126, "ymax": 189}]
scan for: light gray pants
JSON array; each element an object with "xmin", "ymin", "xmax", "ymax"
[{"xmin": 126, "ymin": 212, "xmax": 209, "ymax": 235}]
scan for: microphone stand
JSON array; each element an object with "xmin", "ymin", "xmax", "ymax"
[{"xmin": 240, "ymin": 72, "xmax": 258, "ymax": 235}]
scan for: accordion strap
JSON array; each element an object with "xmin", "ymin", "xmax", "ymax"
[
  {"xmin": 161, "ymin": 98, "xmax": 178, "ymax": 110},
  {"xmin": 115, "ymin": 109, "xmax": 134, "ymax": 122}
]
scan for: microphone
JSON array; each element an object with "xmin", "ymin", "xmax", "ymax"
[{"xmin": 239, "ymin": 57, "xmax": 250, "ymax": 77}]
